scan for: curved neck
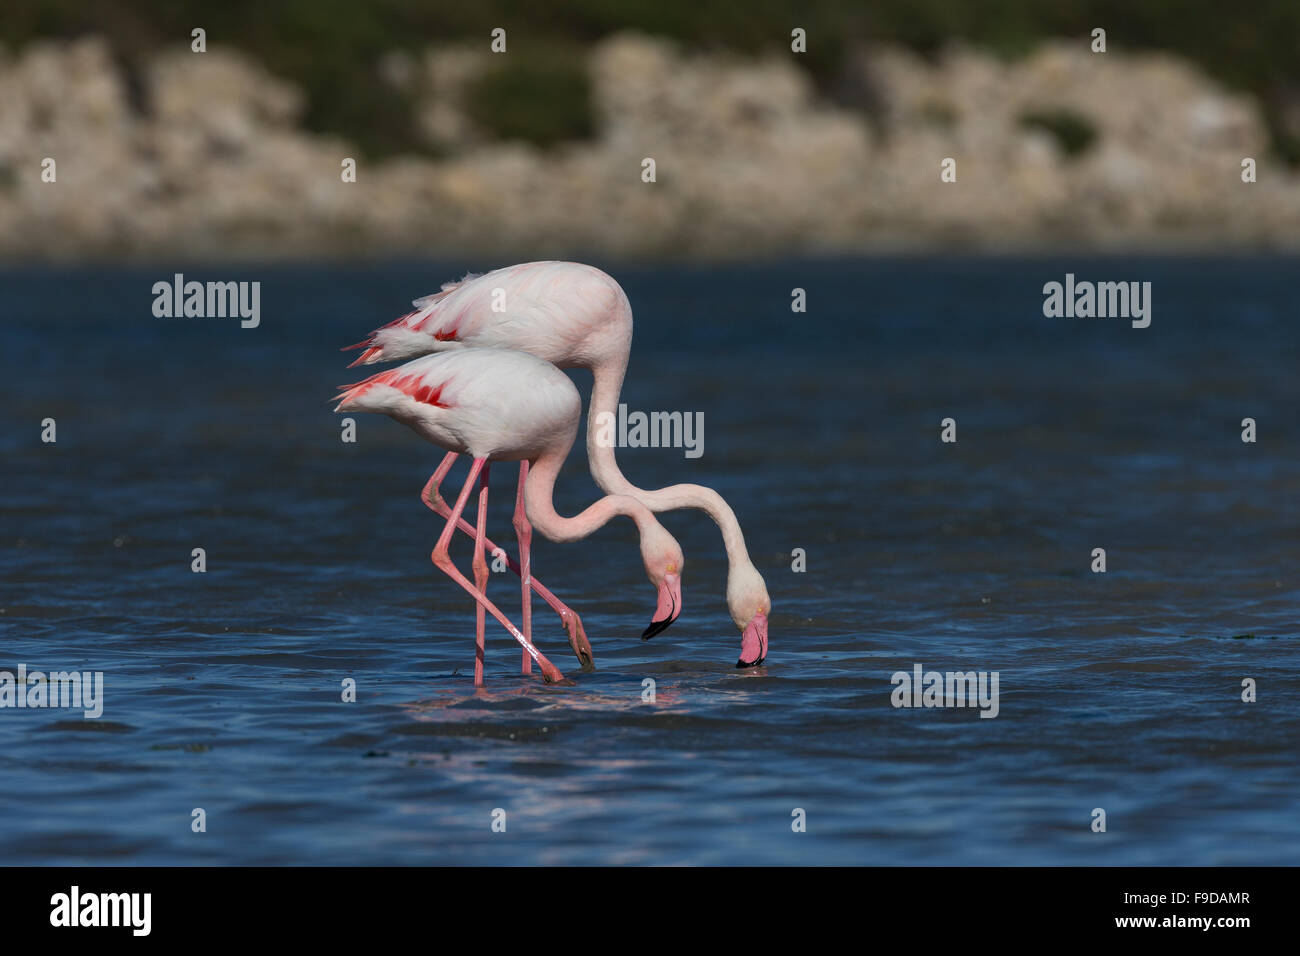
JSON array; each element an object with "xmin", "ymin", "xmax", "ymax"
[
  {"xmin": 586, "ymin": 360, "xmax": 630, "ymax": 496},
  {"xmin": 525, "ymin": 447, "xmax": 653, "ymax": 543},
  {"xmin": 638, "ymin": 482, "xmax": 755, "ymax": 574},
  {"xmin": 585, "ymin": 361, "xmax": 757, "ymax": 576}
]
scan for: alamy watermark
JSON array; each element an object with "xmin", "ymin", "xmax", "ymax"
[
  {"xmin": 1042, "ymin": 273, "xmax": 1151, "ymax": 328},
  {"xmin": 891, "ymin": 663, "xmax": 999, "ymax": 718},
  {"xmin": 0, "ymin": 664, "xmax": 103, "ymax": 718},
  {"xmin": 152, "ymin": 273, "xmax": 261, "ymax": 328},
  {"xmin": 50, "ymin": 886, "xmax": 150, "ymax": 936},
  {"xmin": 594, "ymin": 403, "xmax": 704, "ymax": 459}
]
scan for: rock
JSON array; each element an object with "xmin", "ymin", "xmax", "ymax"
[{"xmin": 0, "ymin": 32, "xmax": 1297, "ymax": 260}]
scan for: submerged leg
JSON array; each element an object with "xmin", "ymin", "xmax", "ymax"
[
  {"xmin": 430, "ymin": 457, "xmax": 563, "ymax": 684},
  {"xmin": 472, "ymin": 462, "xmax": 491, "ymax": 686},
  {"xmin": 422, "ymin": 459, "xmax": 593, "ymax": 669},
  {"xmin": 514, "ymin": 461, "xmax": 532, "ymax": 676}
]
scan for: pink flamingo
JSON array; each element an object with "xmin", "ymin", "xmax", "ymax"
[
  {"xmin": 335, "ymin": 347, "xmax": 684, "ymax": 686},
  {"xmin": 345, "ymin": 262, "xmax": 769, "ymax": 667}
]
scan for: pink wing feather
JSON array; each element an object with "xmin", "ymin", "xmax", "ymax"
[
  {"xmin": 334, "ymin": 361, "xmax": 454, "ymax": 411},
  {"xmin": 343, "ymin": 271, "xmax": 484, "ymax": 366}
]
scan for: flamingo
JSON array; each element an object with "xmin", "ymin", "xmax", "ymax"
[
  {"xmin": 344, "ymin": 261, "xmax": 769, "ymax": 667},
  {"xmin": 335, "ymin": 347, "xmax": 684, "ymax": 686}
]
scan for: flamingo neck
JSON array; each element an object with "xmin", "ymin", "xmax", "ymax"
[
  {"xmin": 585, "ymin": 360, "xmax": 757, "ymax": 577},
  {"xmin": 524, "ymin": 448, "xmax": 653, "ymax": 543},
  {"xmin": 586, "ymin": 360, "xmax": 630, "ymax": 496},
  {"xmin": 641, "ymin": 482, "xmax": 756, "ymax": 576}
]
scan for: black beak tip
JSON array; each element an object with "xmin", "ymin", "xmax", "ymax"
[
  {"xmin": 735, "ymin": 657, "xmax": 766, "ymax": 668},
  {"xmin": 641, "ymin": 616, "xmax": 674, "ymax": 640}
]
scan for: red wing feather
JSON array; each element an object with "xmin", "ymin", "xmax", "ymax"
[{"xmin": 336, "ymin": 367, "xmax": 452, "ymax": 408}]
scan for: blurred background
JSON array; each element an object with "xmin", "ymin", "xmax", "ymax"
[
  {"xmin": 3, "ymin": 0, "xmax": 1300, "ymax": 261},
  {"xmin": 4, "ymin": 3, "xmax": 1300, "ymax": 866}
]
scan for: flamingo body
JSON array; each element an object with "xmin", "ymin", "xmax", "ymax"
[
  {"xmin": 336, "ymin": 347, "xmax": 685, "ymax": 684},
  {"xmin": 347, "ymin": 262, "xmax": 771, "ymax": 668},
  {"xmin": 348, "ymin": 262, "xmax": 630, "ymax": 372},
  {"xmin": 338, "ymin": 348, "xmax": 580, "ymax": 462}
]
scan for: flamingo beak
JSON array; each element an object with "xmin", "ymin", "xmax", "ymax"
[
  {"xmin": 642, "ymin": 572, "xmax": 681, "ymax": 639},
  {"xmin": 737, "ymin": 611, "xmax": 768, "ymax": 668}
]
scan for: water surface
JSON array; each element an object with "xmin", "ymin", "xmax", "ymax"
[{"xmin": 2, "ymin": 257, "xmax": 1297, "ymax": 864}]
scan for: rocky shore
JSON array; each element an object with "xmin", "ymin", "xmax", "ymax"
[{"xmin": 1, "ymin": 32, "xmax": 1296, "ymax": 261}]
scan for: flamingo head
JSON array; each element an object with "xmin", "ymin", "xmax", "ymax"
[
  {"xmin": 640, "ymin": 524, "xmax": 684, "ymax": 640},
  {"xmin": 728, "ymin": 563, "xmax": 770, "ymax": 668}
]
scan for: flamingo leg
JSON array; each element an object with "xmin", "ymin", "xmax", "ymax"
[
  {"xmin": 431, "ymin": 457, "xmax": 564, "ymax": 684},
  {"xmin": 514, "ymin": 461, "xmax": 532, "ymax": 676},
  {"xmin": 472, "ymin": 462, "xmax": 491, "ymax": 685},
  {"xmin": 422, "ymin": 456, "xmax": 593, "ymax": 669}
]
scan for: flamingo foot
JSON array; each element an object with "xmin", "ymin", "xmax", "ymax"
[
  {"xmin": 561, "ymin": 609, "xmax": 594, "ymax": 670},
  {"xmin": 539, "ymin": 659, "xmax": 566, "ymax": 683}
]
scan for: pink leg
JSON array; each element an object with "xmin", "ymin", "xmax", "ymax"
[
  {"xmin": 514, "ymin": 461, "xmax": 532, "ymax": 676},
  {"xmin": 472, "ymin": 462, "xmax": 490, "ymax": 685},
  {"xmin": 422, "ymin": 456, "xmax": 593, "ymax": 669},
  {"xmin": 431, "ymin": 457, "xmax": 564, "ymax": 684}
]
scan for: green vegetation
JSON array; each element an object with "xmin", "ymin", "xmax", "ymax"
[
  {"xmin": 464, "ymin": 48, "xmax": 594, "ymax": 147},
  {"xmin": 1018, "ymin": 110, "xmax": 1098, "ymax": 158},
  {"xmin": 4, "ymin": 0, "xmax": 1299, "ymax": 161}
]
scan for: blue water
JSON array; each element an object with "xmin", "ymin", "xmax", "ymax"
[{"xmin": 2, "ymin": 257, "xmax": 1297, "ymax": 864}]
